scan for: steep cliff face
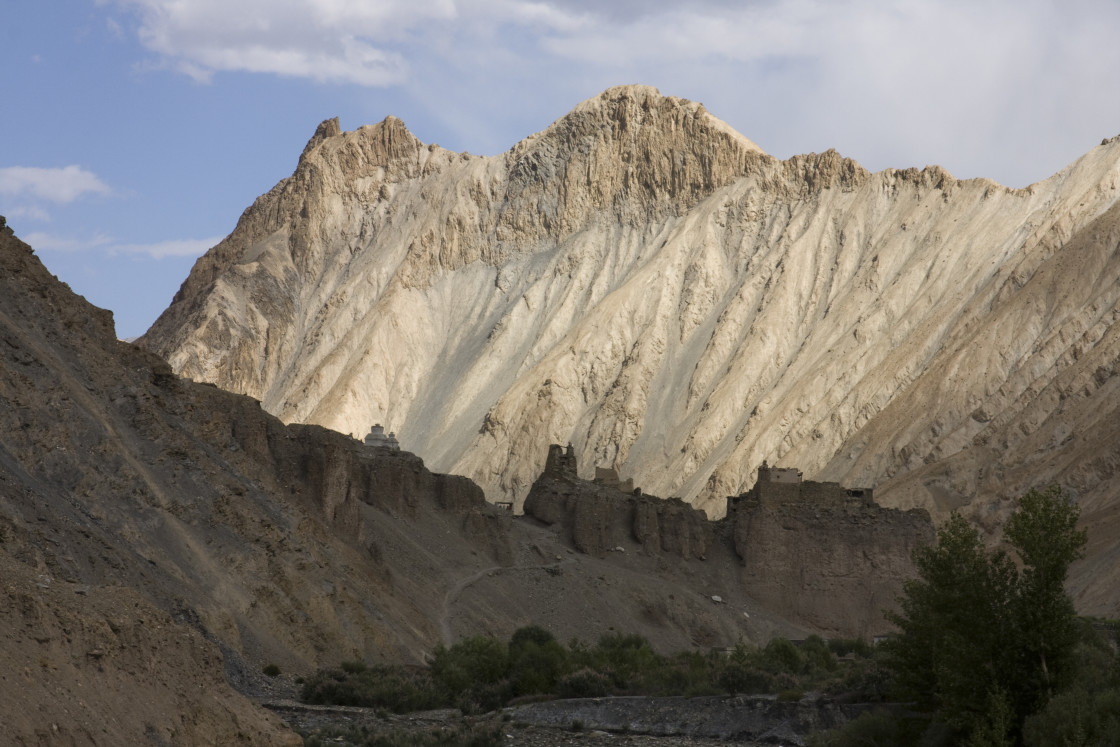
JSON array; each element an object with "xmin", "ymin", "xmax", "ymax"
[
  {"xmin": 728, "ymin": 475, "xmax": 934, "ymax": 637},
  {"xmin": 141, "ymin": 88, "xmax": 1120, "ymax": 618},
  {"xmin": 523, "ymin": 445, "xmax": 933, "ymax": 638}
]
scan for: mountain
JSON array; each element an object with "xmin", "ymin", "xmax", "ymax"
[
  {"xmin": 141, "ymin": 85, "xmax": 1120, "ymax": 619},
  {"xmin": 6, "ymin": 214, "xmax": 934, "ymax": 740}
]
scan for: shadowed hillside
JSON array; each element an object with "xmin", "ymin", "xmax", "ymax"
[
  {"xmin": 2, "ymin": 216, "xmax": 929, "ymax": 741},
  {"xmin": 140, "ymin": 87, "xmax": 1120, "ymax": 619}
]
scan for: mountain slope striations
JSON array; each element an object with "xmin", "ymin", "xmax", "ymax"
[{"xmin": 141, "ymin": 88, "xmax": 1120, "ymax": 618}]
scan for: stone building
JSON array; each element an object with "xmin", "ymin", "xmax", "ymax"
[
  {"xmin": 729, "ymin": 460, "xmax": 873, "ymax": 509},
  {"xmin": 363, "ymin": 424, "xmax": 400, "ymax": 450}
]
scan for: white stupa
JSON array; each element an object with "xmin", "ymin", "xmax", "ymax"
[{"xmin": 363, "ymin": 424, "xmax": 400, "ymax": 450}]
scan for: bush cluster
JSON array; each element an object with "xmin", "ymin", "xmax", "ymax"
[{"xmin": 300, "ymin": 626, "xmax": 887, "ymax": 715}]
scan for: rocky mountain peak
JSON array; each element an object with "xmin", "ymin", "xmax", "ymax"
[
  {"xmin": 292, "ymin": 113, "xmax": 437, "ymax": 188},
  {"xmin": 299, "ymin": 116, "xmax": 341, "ymax": 161},
  {"xmin": 561, "ymin": 84, "xmax": 766, "ymax": 156},
  {"xmin": 501, "ymin": 86, "xmax": 773, "ymax": 233},
  {"xmin": 141, "ymin": 89, "xmax": 1120, "ymax": 622}
]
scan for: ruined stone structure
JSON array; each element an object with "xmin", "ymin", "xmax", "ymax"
[
  {"xmin": 593, "ymin": 466, "xmax": 635, "ymax": 493},
  {"xmin": 525, "ymin": 444, "xmax": 711, "ymax": 560},
  {"xmin": 757, "ymin": 460, "xmax": 804, "ymax": 486},
  {"xmin": 524, "ymin": 445, "xmax": 934, "ymax": 637},
  {"xmin": 730, "ymin": 460, "xmax": 873, "ymax": 508}
]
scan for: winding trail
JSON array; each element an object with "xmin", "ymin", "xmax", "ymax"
[
  {"xmin": 438, "ymin": 551, "xmax": 575, "ymax": 645},
  {"xmin": 439, "ymin": 565, "xmax": 503, "ymax": 645}
]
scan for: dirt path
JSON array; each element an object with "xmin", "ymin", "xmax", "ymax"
[
  {"xmin": 439, "ymin": 564, "xmax": 504, "ymax": 645},
  {"xmin": 438, "ymin": 542, "xmax": 575, "ymax": 645}
]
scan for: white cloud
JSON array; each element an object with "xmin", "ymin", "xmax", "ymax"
[
  {"xmin": 0, "ymin": 166, "xmax": 112, "ymax": 203},
  {"xmin": 106, "ymin": 16, "xmax": 125, "ymax": 40},
  {"xmin": 101, "ymin": 0, "xmax": 1120, "ymax": 187},
  {"xmin": 24, "ymin": 232, "xmax": 219, "ymax": 259},
  {"xmin": 106, "ymin": 0, "xmax": 597, "ymax": 85},
  {"xmin": 522, "ymin": 0, "xmax": 1120, "ymax": 186},
  {"xmin": 5, "ymin": 205, "xmax": 52, "ymax": 222},
  {"xmin": 108, "ymin": 236, "xmax": 222, "ymax": 259},
  {"xmin": 110, "ymin": 0, "xmax": 462, "ymax": 85},
  {"xmin": 23, "ymin": 232, "xmax": 113, "ymax": 253}
]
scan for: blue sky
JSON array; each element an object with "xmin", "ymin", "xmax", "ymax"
[{"xmin": 3, "ymin": 0, "xmax": 1120, "ymax": 340}]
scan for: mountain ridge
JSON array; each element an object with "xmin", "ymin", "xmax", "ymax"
[
  {"xmin": 10, "ymin": 213, "xmax": 894, "ymax": 740},
  {"xmin": 140, "ymin": 86, "xmax": 1120, "ymax": 617},
  {"xmin": 4, "ymin": 210, "xmax": 943, "ymax": 738}
]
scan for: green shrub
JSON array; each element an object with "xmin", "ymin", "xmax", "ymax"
[
  {"xmin": 647, "ymin": 651, "xmax": 721, "ymax": 696},
  {"xmin": 828, "ymin": 637, "xmax": 873, "ymax": 658},
  {"xmin": 555, "ymin": 667, "xmax": 612, "ymax": 698},
  {"xmin": 717, "ymin": 663, "xmax": 773, "ymax": 694},
  {"xmin": 823, "ymin": 657, "xmax": 893, "ymax": 703},
  {"xmin": 300, "ymin": 665, "xmax": 448, "ymax": 713},
  {"xmin": 431, "ymin": 636, "xmax": 510, "ymax": 695},
  {"xmin": 340, "ymin": 659, "xmax": 368, "ymax": 674},
  {"xmin": 299, "ymin": 628, "xmax": 916, "ymax": 715},
  {"xmin": 455, "ymin": 679, "xmax": 512, "ymax": 715},
  {"xmin": 801, "ymin": 635, "xmax": 838, "ymax": 673},
  {"xmin": 262, "ymin": 663, "xmax": 281, "ymax": 677},
  {"xmin": 571, "ymin": 632, "xmax": 661, "ymax": 692},
  {"xmin": 1022, "ymin": 686, "xmax": 1120, "ymax": 746},
  {"xmin": 509, "ymin": 625, "xmax": 556, "ymax": 649},
  {"xmin": 760, "ymin": 637, "xmax": 804, "ymax": 675},
  {"xmin": 508, "ymin": 626, "xmax": 567, "ymax": 696}
]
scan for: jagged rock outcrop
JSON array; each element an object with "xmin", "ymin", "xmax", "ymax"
[
  {"xmin": 140, "ymin": 85, "xmax": 1120, "ymax": 619},
  {"xmin": 524, "ymin": 444, "xmax": 711, "ymax": 559},
  {"xmin": 524, "ymin": 444, "xmax": 932, "ymax": 636}
]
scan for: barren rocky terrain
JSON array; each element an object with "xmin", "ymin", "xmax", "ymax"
[
  {"xmin": 1, "ymin": 217, "xmax": 921, "ymax": 742},
  {"xmin": 141, "ymin": 85, "xmax": 1120, "ymax": 619},
  {"xmin": 7, "ymin": 83, "xmax": 1120, "ymax": 743}
]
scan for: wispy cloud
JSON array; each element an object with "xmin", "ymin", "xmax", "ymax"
[
  {"xmin": 0, "ymin": 165, "xmax": 112, "ymax": 203},
  {"xmin": 109, "ymin": 0, "xmax": 457, "ymax": 85},
  {"xmin": 4, "ymin": 205, "xmax": 52, "ymax": 222},
  {"xmin": 108, "ymin": 236, "xmax": 221, "ymax": 259},
  {"xmin": 106, "ymin": 0, "xmax": 603, "ymax": 86},
  {"xmin": 100, "ymin": 0, "xmax": 1120, "ymax": 187},
  {"xmin": 23, "ymin": 232, "xmax": 114, "ymax": 253},
  {"xmin": 25, "ymin": 232, "xmax": 219, "ymax": 259}
]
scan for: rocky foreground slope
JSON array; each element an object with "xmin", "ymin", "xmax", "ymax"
[
  {"xmin": 141, "ymin": 85, "xmax": 1120, "ymax": 618},
  {"xmin": 1, "ymin": 217, "xmax": 928, "ymax": 741}
]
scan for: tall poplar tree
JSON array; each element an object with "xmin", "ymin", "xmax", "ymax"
[{"xmin": 885, "ymin": 486, "xmax": 1087, "ymax": 743}]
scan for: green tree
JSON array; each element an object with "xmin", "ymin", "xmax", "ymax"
[
  {"xmin": 884, "ymin": 486, "xmax": 1086, "ymax": 743},
  {"xmin": 1003, "ymin": 485, "xmax": 1088, "ymax": 716},
  {"xmin": 885, "ymin": 513, "xmax": 1017, "ymax": 731}
]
